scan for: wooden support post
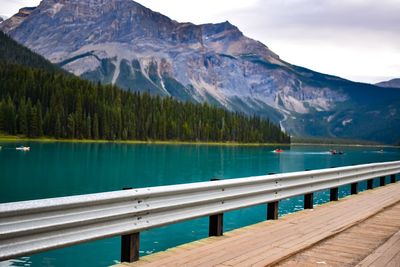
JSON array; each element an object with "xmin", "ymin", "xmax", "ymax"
[
  {"xmin": 267, "ymin": 201, "xmax": 279, "ymax": 220},
  {"xmin": 304, "ymin": 169, "xmax": 314, "ymax": 209},
  {"xmin": 209, "ymin": 178, "xmax": 223, "ymax": 236},
  {"xmin": 209, "ymin": 213, "xmax": 223, "ymax": 236},
  {"xmin": 351, "ymin": 183, "xmax": 358, "ymax": 195},
  {"xmin": 304, "ymin": 193, "xmax": 314, "ymax": 209},
  {"xmin": 391, "ymin": 174, "xmax": 396, "ymax": 183},
  {"xmin": 266, "ymin": 173, "xmax": 279, "ymax": 220},
  {"xmin": 367, "ymin": 179, "xmax": 374, "ymax": 190},
  {"xmin": 330, "ymin": 187, "xmax": 339, "ymax": 201},
  {"xmin": 121, "ymin": 232, "xmax": 140, "ymax": 263},
  {"xmin": 121, "ymin": 187, "xmax": 140, "ymax": 263},
  {"xmin": 380, "ymin": 176, "xmax": 386, "ymax": 186}
]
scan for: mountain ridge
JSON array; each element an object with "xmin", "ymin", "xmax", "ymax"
[
  {"xmin": 376, "ymin": 78, "xmax": 400, "ymax": 89},
  {"xmin": 1, "ymin": 0, "xmax": 400, "ymax": 143}
]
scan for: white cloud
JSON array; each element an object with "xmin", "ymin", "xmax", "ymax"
[
  {"xmin": 0, "ymin": 0, "xmax": 40, "ymax": 17},
  {"xmin": 135, "ymin": 0, "xmax": 260, "ymax": 24},
  {"xmin": 1, "ymin": 0, "xmax": 399, "ymax": 83}
]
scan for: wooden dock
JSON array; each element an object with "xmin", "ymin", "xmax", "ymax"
[{"xmin": 115, "ymin": 182, "xmax": 400, "ymax": 267}]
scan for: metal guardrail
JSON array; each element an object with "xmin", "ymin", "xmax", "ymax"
[{"xmin": 0, "ymin": 160, "xmax": 400, "ymax": 262}]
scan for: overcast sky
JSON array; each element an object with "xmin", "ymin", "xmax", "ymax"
[{"xmin": 1, "ymin": 0, "xmax": 399, "ymax": 83}]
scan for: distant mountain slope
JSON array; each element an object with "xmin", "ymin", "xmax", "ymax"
[
  {"xmin": 0, "ymin": 31, "xmax": 289, "ymax": 143},
  {"xmin": 376, "ymin": 78, "xmax": 400, "ymax": 89},
  {"xmin": 2, "ymin": 0, "xmax": 400, "ymax": 143}
]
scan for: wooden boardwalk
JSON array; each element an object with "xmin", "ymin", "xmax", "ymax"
[{"xmin": 115, "ymin": 182, "xmax": 400, "ymax": 267}]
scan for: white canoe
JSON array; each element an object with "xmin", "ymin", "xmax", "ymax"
[{"xmin": 16, "ymin": 146, "xmax": 30, "ymax": 151}]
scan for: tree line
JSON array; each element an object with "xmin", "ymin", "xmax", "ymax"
[{"xmin": 0, "ymin": 64, "xmax": 290, "ymax": 143}]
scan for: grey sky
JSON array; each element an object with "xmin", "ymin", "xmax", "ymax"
[{"xmin": 1, "ymin": 0, "xmax": 399, "ymax": 83}]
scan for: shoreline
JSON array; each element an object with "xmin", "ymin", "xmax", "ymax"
[
  {"xmin": 0, "ymin": 136, "xmax": 397, "ymax": 148},
  {"xmin": 0, "ymin": 136, "xmax": 289, "ymax": 147}
]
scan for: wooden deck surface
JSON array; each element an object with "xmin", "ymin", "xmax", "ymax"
[{"xmin": 115, "ymin": 182, "xmax": 400, "ymax": 267}]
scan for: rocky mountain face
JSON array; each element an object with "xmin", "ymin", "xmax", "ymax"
[
  {"xmin": 2, "ymin": 0, "xmax": 400, "ymax": 143},
  {"xmin": 376, "ymin": 78, "xmax": 400, "ymax": 89},
  {"xmin": 0, "ymin": 15, "xmax": 7, "ymax": 23}
]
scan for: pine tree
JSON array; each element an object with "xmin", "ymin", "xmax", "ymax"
[{"xmin": 67, "ymin": 114, "xmax": 75, "ymax": 138}]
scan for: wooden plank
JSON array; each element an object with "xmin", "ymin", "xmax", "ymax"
[
  {"xmin": 277, "ymin": 197, "xmax": 400, "ymax": 267},
  {"xmin": 356, "ymin": 231, "xmax": 400, "ymax": 267}
]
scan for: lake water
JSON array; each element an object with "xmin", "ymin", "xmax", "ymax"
[{"xmin": 0, "ymin": 142, "xmax": 399, "ymax": 267}]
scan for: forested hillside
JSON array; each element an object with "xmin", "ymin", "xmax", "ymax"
[
  {"xmin": 0, "ymin": 32, "xmax": 289, "ymax": 143},
  {"xmin": 0, "ymin": 31, "xmax": 60, "ymax": 72}
]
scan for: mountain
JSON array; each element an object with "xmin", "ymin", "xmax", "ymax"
[
  {"xmin": 0, "ymin": 15, "xmax": 7, "ymax": 23},
  {"xmin": 376, "ymin": 78, "xmax": 400, "ymax": 89},
  {"xmin": 0, "ymin": 30, "xmax": 289, "ymax": 143},
  {"xmin": 2, "ymin": 0, "xmax": 400, "ymax": 143}
]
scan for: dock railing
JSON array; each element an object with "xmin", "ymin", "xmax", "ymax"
[{"xmin": 1, "ymin": 160, "xmax": 399, "ymax": 262}]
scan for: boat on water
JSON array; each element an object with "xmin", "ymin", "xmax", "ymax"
[
  {"xmin": 16, "ymin": 146, "xmax": 30, "ymax": 151},
  {"xmin": 329, "ymin": 149, "xmax": 344, "ymax": 155},
  {"xmin": 273, "ymin": 148, "xmax": 284, "ymax": 153}
]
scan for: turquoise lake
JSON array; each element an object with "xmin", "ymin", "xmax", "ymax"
[{"xmin": 0, "ymin": 142, "xmax": 399, "ymax": 267}]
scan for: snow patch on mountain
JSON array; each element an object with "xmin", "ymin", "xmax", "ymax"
[
  {"xmin": 64, "ymin": 56, "xmax": 100, "ymax": 76},
  {"xmin": 342, "ymin": 119, "xmax": 353, "ymax": 126},
  {"xmin": 111, "ymin": 58, "xmax": 121, "ymax": 84},
  {"xmin": 46, "ymin": 3, "xmax": 64, "ymax": 17}
]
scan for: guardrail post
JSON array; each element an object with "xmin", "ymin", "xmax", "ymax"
[
  {"xmin": 367, "ymin": 179, "xmax": 374, "ymax": 190},
  {"xmin": 380, "ymin": 176, "xmax": 386, "ymax": 186},
  {"xmin": 209, "ymin": 178, "xmax": 223, "ymax": 236},
  {"xmin": 121, "ymin": 232, "xmax": 140, "ymax": 263},
  {"xmin": 304, "ymin": 193, "xmax": 314, "ymax": 209},
  {"xmin": 304, "ymin": 169, "xmax": 314, "ymax": 209},
  {"xmin": 267, "ymin": 201, "xmax": 279, "ymax": 220},
  {"xmin": 209, "ymin": 213, "xmax": 223, "ymax": 236},
  {"xmin": 267, "ymin": 173, "xmax": 279, "ymax": 220},
  {"xmin": 351, "ymin": 183, "xmax": 358, "ymax": 195},
  {"xmin": 330, "ymin": 187, "xmax": 339, "ymax": 201},
  {"xmin": 391, "ymin": 174, "xmax": 396, "ymax": 183},
  {"xmin": 121, "ymin": 187, "xmax": 140, "ymax": 263}
]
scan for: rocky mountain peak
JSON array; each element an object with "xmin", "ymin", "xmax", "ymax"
[
  {"xmin": 0, "ymin": 7, "xmax": 36, "ymax": 32},
  {"xmin": 202, "ymin": 21, "xmax": 240, "ymax": 35},
  {"xmin": 37, "ymin": 0, "xmax": 143, "ymax": 17}
]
